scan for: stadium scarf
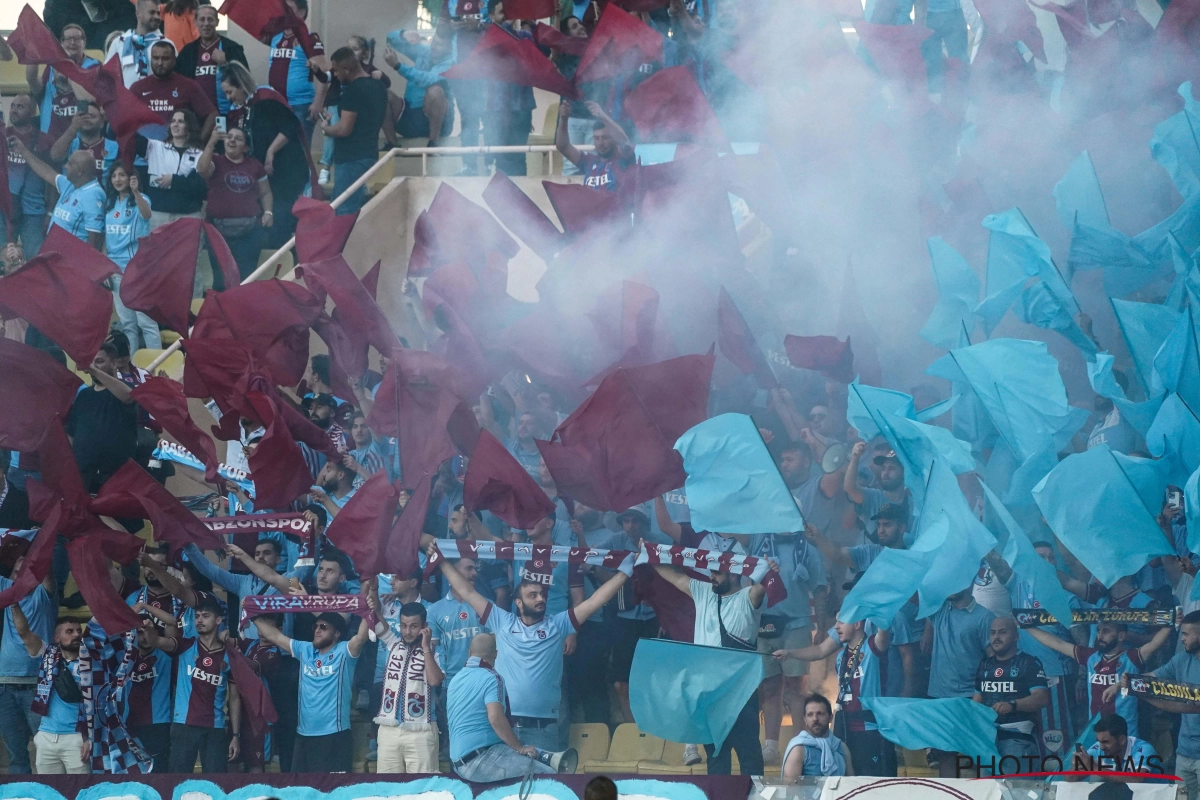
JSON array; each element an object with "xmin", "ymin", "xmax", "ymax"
[
  {"xmin": 1013, "ymin": 607, "xmax": 1175, "ymax": 628},
  {"xmin": 1128, "ymin": 674, "xmax": 1200, "ymax": 705},
  {"xmin": 82, "ymin": 628, "xmax": 151, "ymax": 774},
  {"xmin": 376, "ymin": 636, "xmax": 433, "ymax": 731},
  {"xmin": 426, "ymin": 540, "xmax": 787, "ymax": 605},
  {"xmin": 153, "ymin": 439, "xmax": 255, "ymax": 494},
  {"xmin": 241, "ymin": 593, "xmax": 377, "ymax": 629},
  {"xmin": 32, "ymin": 645, "xmax": 84, "ymax": 732},
  {"xmin": 203, "ymin": 513, "xmax": 316, "ymax": 568}
]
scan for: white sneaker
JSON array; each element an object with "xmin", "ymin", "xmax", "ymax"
[
  {"xmin": 762, "ymin": 739, "xmax": 780, "ymax": 764},
  {"xmin": 683, "ymin": 744, "xmax": 702, "ymax": 766},
  {"xmin": 318, "ymin": 167, "xmax": 330, "ymax": 185}
]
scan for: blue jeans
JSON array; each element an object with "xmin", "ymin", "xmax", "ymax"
[
  {"xmin": 110, "ymin": 273, "xmax": 162, "ymax": 351},
  {"xmin": 293, "ymin": 102, "xmax": 316, "ymax": 147},
  {"xmin": 512, "ymin": 719, "xmax": 560, "ymax": 753},
  {"xmin": 320, "ymin": 107, "xmax": 339, "ymax": 167},
  {"xmin": 1, "ymin": 212, "xmax": 47, "ymax": 258},
  {"xmin": 0, "ymin": 684, "xmax": 41, "ymax": 774},
  {"xmin": 453, "ymin": 743, "xmax": 556, "ymax": 782},
  {"xmin": 333, "ymin": 158, "xmax": 374, "ymax": 215}
]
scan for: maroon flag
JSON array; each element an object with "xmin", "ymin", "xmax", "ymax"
[
  {"xmin": 226, "ymin": 643, "xmax": 279, "ymax": 735},
  {"xmin": 717, "ymin": 287, "xmax": 778, "ymax": 389},
  {"xmin": 6, "ymin": 5, "xmax": 68, "ymax": 65},
  {"xmin": 367, "ymin": 351, "xmax": 467, "ymax": 482},
  {"xmin": 325, "ymin": 472, "xmax": 400, "ymax": 577},
  {"xmin": 219, "ymin": 0, "xmax": 321, "ymax": 58},
  {"xmin": 443, "ymin": 24, "xmax": 582, "ymax": 99},
  {"xmin": 129, "ymin": 377, "xmax": 222, "ymax": 483},
  {"xmin": 852, "ymin": 21, "xmax": 934, "ymax": 86},
  {"xmin": 41, "ymin": 225, "xmax": 122, "ymax": 284},
  {"xmin": 464, "ymin": 430, "xmax": 556, "ymax": 529},
  {"xmin": 481, "ymin": 172, "xmax": 566, "ymax": 261},
  {"xmin": 121, "ymin": 219, "xmax": 239, "ymax": 334},
  {"xmin": 56, "ymin": 58, "xmax": 163, "ymax": 167},
  {"xmin": 783, "ymin": 335, "xmax": 855, "ymax": 383},
  {"xmin": 180, "ymin": 337, "xmax": 256, "ymax": 409},
  {"xmin": 575, "ymin": 4, "xmax": 663, "ymax": 83},
  {"xmin": 297, "ymin": 254, "xmax": 400, "ymax": 356},
  {"xmin": 383, "ymin": 474, "xmax": 432, "ymax": 577},
  {"xmin": 35, "ymin": 419, "xmax": 89, "ymax": 513},
  {"xmin": 293, "ymin": 198, "xmax": 359, "ymax": 266},
  {"xmin": 538, "ymin": 354, "xmax": 713, "ymax": 511},
  {"xmin": 0, "ymin": 338, "xmax": 82, "ymax": 452},
  {"xmin": 586, "ymin": 280, "xmax": 660, "ymax": 375},
  {"xmin": 0, "ymin": 504, "xmax": 61, "ymax": 609},
  {"xmin": 67, "ymin": 527, "xmax": 144, "ymax": 634},
  {"xmin": 311, "ymin": 313, "xmax": 367, "ymax": 401},
  {"xmin": 408, "ymin": 183, "xmax": 520, "ymax": 277},
  {"xmin": 91, "ymin": 461, "xmax": 227, "ymax": 558},
  {"xmin": 534, "ymin": 22, "xmax": 589, "ymax": 56},
  {"xmin": 238, "ymin": 369, "xmax": 342, "ymax": 462},
  {"xmin": 624, "ymin": 66, "xmax": 727, "ymax": 145},
  {"xmin": 542, "ymin": 181, "xmax": 627, "ymax": 236},
  {"xmin": 0, "ymin": 252, "xmax": 114, "ymax": 368},
  {"xmin": 245, "ymin": 390, "xmax": 313, "ymax": 509},
  {"xmin": 503, "ymin": 0, "xmax": 558, "ymax": 19}
]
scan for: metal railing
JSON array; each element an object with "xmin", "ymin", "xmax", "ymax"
[{"xmin": 146, "ymin": 143, "xmax": 591, "ymax": 372}]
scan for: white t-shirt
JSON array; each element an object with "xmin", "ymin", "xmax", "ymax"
[{"xmin": 690, "ymin": 579, "xmax": 761, "ymax": 648}]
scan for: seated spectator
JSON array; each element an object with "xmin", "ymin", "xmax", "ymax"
[
  {"xmin": 555, "ymin": 99, "xmax": 635, "ymax": 190},
  {"xmin": 197, "ymin": 126, "xmax": 273, "ymax": 285},
  {"xmin": 384, "ymin": 28, "xmax": 454, "ymax": 147},
  {"xmin": 782, "ymin": 694, "xmax": 851, "ymax": 779}
]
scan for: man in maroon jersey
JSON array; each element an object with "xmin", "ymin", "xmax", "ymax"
[
  {"xmin": 3, "ymin": 94, "xmax": 56, "ymax": 257},
  {"xmin": 26, "ymin": 23, "xmax": 100, "ymax": 144},
  {"xmin": 176, "ymin": 5, "xmax": 248, "ymax": 117},
  {"xmin": 131, "ymin": 40, "xmax": 217, "ymax": 140}
]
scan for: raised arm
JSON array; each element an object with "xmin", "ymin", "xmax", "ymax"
[
  {"xmin": 196, "ymin": 128, "xmax": 221, "ymax": 179},
  {"xmin": 9, "ymin": 603, "xmax": 45, "ymax": 658},
  {"xmin": 50, "ymin": 113, "xmax": 85, "ymax": 163},
  {"xmin": 182, "ymin": 543, "xmax": 248, "ymax": 597},
  {"xmin": 88, "ymin": 366, "xmax": 135, "ymax": 404},
  {"xmin": 251, "ymin": 616, "xmax": 294, "ymax": 656},
  {"xmin": 571, "ymin": 570, "xmax": 628, "ymax": 625},
  {"xmin": 431, "ymin": 542, "xmax": 490, "ymax": 617},
  {"xmin": 138, "ymin": 553, "xmax": 199, "ymax": 607},
  {"xmin": 585, "ymin": 101, "xmax": 633, "ymax": 159},
  {"xmin": 133, "ymin": 602, "xmax": 180, "ymax": 639},
  {"xmin": 555, "ymin": 99, "xmax": 582, "ymax": 166},
  {"xmin": 140, "ymin": 618, "xmax": 177, "ymax": 654},
  {"xmin": 1138, "ymin": 611, "xmax": 1180, "ymax": 662},
  {"xmin": 1026, "ymin": 625, "xmax": 1077, "ymax": 658},
  {"xmin": 225, "ymin": 544, "xmax": 292, "ymax": 593},
  {"xmin": 420, "ymin": 626, "xmax": 444, "ymax": 687},
  {"xmin": 844, "ymin": 442, "xmax": 866, "ymax": 504},
  {"xmin": 653, "ymin": 496, "xmax": 683, "ymax": 543},
  {"xmin": 7, "ymin": 138, "xmax": 59, "ymax": 185},
  {"xmin": 346, "ymin": 614, "xmax": 370, "ymax": 658},
  {"xmin": 806, "ymin": 524, "xmax": 854, "ymax": 568},
  {"xmin": 773, "ymin": 634, "xmax": 840, "ymax": 662},
  {"xmin": 651, "ymin": 563, "xmax": 692, "ymax": 596}
]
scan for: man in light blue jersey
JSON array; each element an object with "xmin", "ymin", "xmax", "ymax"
[
  {"xmin": 253, "ymin": 606, "xmax": 369, "ymax": 772},
  {"xmin": 432, "ymin": 539, "xmax": 628, "ymax": 753},
  {"xmin": 8, "ymin": 140, "xmax": 105, "ymax": 249},
  {"xmin": 0, "ymin": 552, "xmax": 56, "ymax": 774},
  {"xmin": 1068, "ymin": 714, "xmax": 1163, "ymax": 784},
  {"xmin": 430, "ymin": 558, "xmax": 490, "ymax": 680}
]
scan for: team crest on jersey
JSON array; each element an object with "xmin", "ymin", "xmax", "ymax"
[
  {"xmin": 459, "ymin": 611, "xmax": 468, "ymax": 621},
  {"xmin": 202, "ymin": 51, "xmax": 211, "ymax": 62},
  {"xmin": 172, "ymin": 89, "xmax": 179, "ymax": 97},
  {"xmin": 315, "ymin": 659, "xmax": 322, "ymax": 668},
  {"xmin": 994, "ymin": 668, "xmax": 1004, "ymax": 677},
  {"xmin": 1010, "ymin": 666, "xmax": 1019, "ymax": 677},
  {"xmin": 537, "ymin": 629, "xmax": 547, "ymax": 639},
  {"xmin": 202, "ymin": 656, "xmax": 212, "ymax": 666}
]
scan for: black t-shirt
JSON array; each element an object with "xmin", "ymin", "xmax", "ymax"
[
  {"xmin": 333, "ymin": 76, "xmax": 387, "ymax": 164},
  {"xmin": 975, "ymin": 652, "xmax": 1048, "ymax": 727},
  {"xmin": 66, "ymin": 386, "xmax": 138, "ymax": 475}
]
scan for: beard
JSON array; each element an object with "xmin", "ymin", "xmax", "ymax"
[
  {"xmin": 1186, "ymin": 639, "xmax": 1200, "ymax": 655},
  {"xmin": 311, "ymin": 415, "xmax": 331, "ymax": 430}
]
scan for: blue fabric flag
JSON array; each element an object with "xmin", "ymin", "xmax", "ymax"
[
  {"xmin": 1150, "ymin": 82, "xmax": 1200, "ymax": 202},
  {"xmin": 1054, "ymin": 151, "xmax": 1110, "ymax": 230},
  {"xmin": 1068, "ymin": 222, "xmax": 1157, "ymax": 298},
  {"xmin": 926, "ymin": 328, "xmax": 997, "ymax": 454},
  {"xmin": 1166, "ymin": 233, "xmax": 1200, "ymax": 311},
  {"xmin": 975, "ymin": 209, "xmax": 1044, "ymax": 335},
  {"xmin": 1032, "ymin": 445, "xmax": 1174, "ymax": 587},
  {"xmin": 982, "ymin": 481, "xmax": 1075, "ymax": 628},
  {"xmin": 1087, "ymin": 353, "xmax": 1165, "ymax": 436},
  {"xmin": 861, "ymin": 697, "xmax": 999, "ymax": 760},
  {"xmin": 1016, "ymin": 280, "xmax": 1098, "ymax": 357},
  {"xmin": 912, "ymin": 460, "xmax": 997, "ymax": 617},
  {"xmin": 839, "ymin": 532, "xmax": 938, "ymax": 629},
  {"xmin": 1186, "ymin": 464, "xmax": 1200, "ymax": 558},
  {"xmin": 1133, "ymin": 188, "xmax": 1200, "ymax": 263},
  {"xmin": 921, "ymin": 237, "xmax": 980, "ymax": 350},
  {"xmin": 674, "ymin": 413, "xmax": 804, "ymax": 534},
  {"xmin": 1153, "ymin": 304, "xmax": 1200, "ymax": 412},
  {"xmin": 629, "ymin": 639, "xmax": 764, "ymax": 750},
  {"xmin": 1145, "ymin": 393, "xmax": 1200, "ymax": 479},
  {"xmin": 1110, "ymin": 298, "xmax": 1181, "ymax": 396}
]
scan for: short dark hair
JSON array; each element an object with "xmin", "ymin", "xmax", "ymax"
[
  {"xmin": 314, "ymin": 612, "xmax": 347, "ymax": 638},
  {"xmin": 1094, "ymin": 713, "xmax": 1128, "ymax": 738},
  {"xmin": 1031, "ymin": 541, "xmax": 1054, "ymax": 550},
  {"xmin": 151, "ymin": 39, "xmax": 176, "ymax": 54},
  {"xmin": 195, "ymin": 595, "xmax": 224, "ymax": 617},
  {"xmin": 310, "ymin": 354, "xmax": 331, "ymax": 386},
  {"xmin": 55, "ymin": 616, "xmax": 80, "ymax": 630},
  {"xmin": 330, "ymin": 46, "xmax": 358, "ymax": 65},
  {"xmin": 98, "ymin": 340, "xmax": 121, "ymax": 360},
  {"xmin": 60, "ymin": 23, "xmax": 86, "ymax": 39},
  {"xmin": 780, "ymin": 441, "xmax": 812, "ymax": 460},
  {"xmin": 517, "ymin": 578, "xmax": 547, "ymax": 596},
  {"xmin": 399, "ymin": 602, "xmax": 427, "ymax": 624},
  {"xmin": 802, "ymin": 693, "xmax": 832, "ymax": 715},
  {"xmin": 255, "ymin": 538, "xmax": 282, "ymax": 557},
  {"xmin": 584, "ymin": 776, "xmax": 617, "ymax": 800},
  {"xmin": 1184, "ymin": 610, "xmax": 1200, "ymax": 626},
  {"xmin": 107, "ymin": 329, "xmax": 131, "ymax": 358},
  {"xmin": 292, "ymin": 0, "xmax": 308, "ymax": 11}
]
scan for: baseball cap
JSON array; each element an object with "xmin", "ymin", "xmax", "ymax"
[
  {"xmin": 870, "ymin": 502, "xmax": 908, "ymax": 522},
  {"xmin": 311, "ymin": 393, "xmax": 338, "ymax": 410},
  {"xmin": 873, "ymin": 449, "xmax": 901, "ymax": 466}
]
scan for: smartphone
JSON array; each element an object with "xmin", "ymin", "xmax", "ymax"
[
  {"xmin": 215, "ymin": 115, "xmax": 227, "ymax": 134},
  {"xmin": 1168, "ymin": 487, "xmax": 1184, "ymax": 511}
]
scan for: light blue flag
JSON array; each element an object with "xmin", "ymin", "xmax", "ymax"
[
  {"xmin": 1167, "ymin": 233, "xmax": 1200, "ymax": 311},
  {"xmin": 1016, "ymin": 280, "xmax": 1098, "ymax": 357},
  {"xmin": 1145, "ymin": 393, "xmax": 1200, "ymax": 479},
  {"xmin": 982, "ymin": 481, "xmax": 1075, "ymax": 628},
  {"xmin": 674, "ymin": 413, "xmax": 804, "ymax": 534},
  {"xmin": 628, "ymin": 639, "xmax": 764, "ymax": 750},
  {"xmin": 1153, "ymin": 304, "xmax": 1200, "ymax": 412},
  {"xmin": 1067, "ymin": 222, "xmax": 1157, "ymax": 298},
  {"xmin": 1150, "ymin": 82, "xmax": 1200, "ymax": 201},
  {"xmin": 1186, "ymin": 464, "xmax": 1200, "ymax": 559},
  {"xmin": 1054, "ymin": 151, "xmax": 1110, "ymax": 230},
  {"xmin": 1032, "ymin": 445, "xmax": 1174, "ymax": 587},
  {"xmin": 927, "ymin": 328, "xmax": 997, "ymax": 453},
  {"xmin": 1133, "ymin": 186, "xmax": 1200, "ymax": 263},
  {"xmin": 1110, "ymin": 298, "xmax": 1181, "ymax": 396},
  {"xmin": 1087, "ymin": 352, "xmax": 1165, "ymax": 436},
  {"xmin": 838, "ymin": 537, "xmax": 939, "ymax": 630},
  {"xmin": 861, "ymin": 697, "xmax": 999, "ymax": 760},
  {"xmin": 911, "ymin": 460, "xmax": 997, "ymax": 617},
  {"xmin": 921, "ymin": 237, "xmax": 980, "ymax": 350},
  {"xmin": 975, "ymin": 209, "xmax": 1041, "ymax": 335}
]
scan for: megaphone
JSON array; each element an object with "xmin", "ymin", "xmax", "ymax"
[{"xmin": 536, "ymin": 747, "xmax": 579, "ymax": 773}]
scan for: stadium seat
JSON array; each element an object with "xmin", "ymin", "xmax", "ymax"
[
  {"xmin": 569, "ymin": 723, "xmax": 611, "ymax": 772},
  {"xmin": 638, "ymin": 741, "xmax": 695, "ymax": 775},
  {"xmin": 583, "ymin": 722, "xmax": 662, "ymax": 773},
  {"xmin": 898, "ymin": 747, "xmax": 936, "ymax": 777}
]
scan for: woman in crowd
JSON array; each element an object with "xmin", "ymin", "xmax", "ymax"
[
  {"xmin": 197, "ymin": 126, "xmax": 274, "ymax": 285},
  {"xmin": 104, "ymin": 163, "xmax": 158, "ymax": 350},
  {"xmin": 137, "ymin": 109, "xmax": 206, "ymax": 229},
  {"xmin": 220, "ymin": 61, "xmax": 313, "ymax": 249}
]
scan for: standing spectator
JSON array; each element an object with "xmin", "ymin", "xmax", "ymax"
[
  {"xmin": 506, "ymin": 413, "xmax": 544, "ymax": 478},
  {"xmin": 49, "ymin": 103, "xmax": 117, "ymax": 178},
  {"xmin": 483, "ymin": 2, "xmax": 536, "ymax": 176},
  {"xmin": 267, "ymin": 0, "xmax": 328, "ymax": 143},
  {"xmin": 106, "ymin": 0, "xmax": 165, "ymax": 87},
  {"xmin": 552, "ymin": 17, "xmax": 592, "ymax": 177},
  {"xmin": 322, "ymin": 36, "xmax": 396, "ymax": 185},
  {"xmin": 26, "ymin": 23, "xmax": 99, "ymax": 143},
  {"xmin": 321, "ymin": 47, "xmax": 387, "ymax": 215},
  {"xmin": 132, "ymin": 41, "xmax": 217, "ymax": 140},
  {"xmin": 554, "ymin": 99, "xmax": 634, "ymax": 190},
  {"xmin": 66, "ymin": 341, "xmax": 138, "ymax": 492},
  {"xmin": 126, "ymin": 618, "xmax": 175, "ymax": 772},
  {"xmin": 971, "ymin": 616, "xmax": 1049, "ymax": 760},
  {"xmin": 384, "ymin": 29, "xmax": 454, "ymax": 148},
  {"xmin": 10, "ymin": 610, "xmax": 89, "ymax": 775},
  {"xmin": 3, "ymin": 94, "xmax": 55, "ymax": 256},
  {"xmin": 160, "ymin": 0, "xmax": 200, "ymax": 52},
  {"xmin": 448, "ymin": 8, "xmax": 487, "ymax": 175},
  {"xmin": 9, "ymin": 138, "xmax": 105, "ymax": 249},
  {"xmin": 782, "ymin": 694, "xmax": 851, "ymax": 779},
  {"xmin": 197, "ymin": 127, "xmax": 273, "ymax": 284},
  {"xmin": 220, "ymin": 62, "xmax": 311, "ymax": 247},
  {"xmin": 1141, "ymin": 612, "xmax": 1200, "ymax": 796},
  {"xmin": 845, "ymin": 443, "xmax": 913, "ymax": 540},
  {"xmin": 0, "ymin": 554, "xmax": 56, "ymax": 775},
  {"xmin": 252, "ymin": 610, "xmax": 370, "ymax": 772},
  {"xmin": 176, "ymin": 4, "xmax": 248, "ymax": 117},
  {"xmin": 137, "ymin": 109, "xmax": 206, "ymax": 229},
  {"xmin": 184, "ymin": 540, "xmax": 300, "ymax": 640},
  {"xmin": 429, "ymin": 557, "xmax": 489, "ymax": 745},
  {"xmin": 103, "ymin": 163, "xmax": 159, "ymax": 351}
]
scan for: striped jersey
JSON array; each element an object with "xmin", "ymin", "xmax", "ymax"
[
  {"xmin": 125, "ymin": 648, "xmax": 173, "ymax": 727},
  {"xmin": 172, "ymin": 637, "xmax": 232, "ymax": 728},
  {"xmin": 1074, "ymin": 645, "xmax": 1144, "ymax": 736}
]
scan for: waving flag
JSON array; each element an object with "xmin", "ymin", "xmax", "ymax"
[
  {"xmin": 863, "ymin": 697, "xmax": 999, "ymax": 760},
  {"xmin": 443, "ymin": 25, "xmax": 581, "ymax": 99}
]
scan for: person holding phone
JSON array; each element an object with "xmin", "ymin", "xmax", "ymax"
[
  {"xmin": 104, "ymin": 162, "xmax": 158, "ymax": 351},
  {"xmin": 196, "ymin": 125, "xmax": 273, "ymax": 284}
]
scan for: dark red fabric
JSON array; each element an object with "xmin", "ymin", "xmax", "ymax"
[
  {"xmin": 67, "ymin": 527, "xmax": 144, "ymax": 634},
  {"xmin": 481, "ymin": 171, "xmax": 565, "ymax": 261},
  {"xmin": 246, "ymin": 390, "xmax": 313, "ymax": 509},
  {"xmin": 624, "ymin": 66, "xmax": 726, "ymax": 145},
  {"xmin": 633, "ymin": 563, "xmax": 694, "ymax": 642},
  {"xmin": 443, "ymin": 24, "xmax": 582, "ymax": 99},
  {"xmin": 311, "ymin": 313, "xmax": 366, "ymax": 401},
  {"xmin": 292, "ymin": 198, "xmax": 359, "ymax": 267},
  {"xmin": 0, "ymin": 503, "xmax": 61, "ymax": 609},
  {"xmin": 180, "ymin": 337, "xmax": 255, "ymax": 408},
  {"xmin": 407, "ymin": 183, "xmax": 520, "ymax": 277},
  {"xmin": 383, "ymin": 473, "xmax": 432, "ymax": 577},
  {"xmin": 614, "ymin": 0, "xmax": 670, "ymax": 9},
  {"xmin": 426, "ymin": 297, "xmax": 497, "ymax": 398},
  {"xmin": 219, "ymin": 0, "xmax": 321, "ymax": 57},
  {"xmin": 42, "ymin": 224, "xmax": 122, "ymax": 284},
  {"xmin": 367, "ymin": 351, "xmax": 466, "ymax": 482},
  {"xmin": 542, "ymin": 180, "xmax": 626, "ymax": 236},
  {"xmin": 574, "ymin": 4, "xmax": 663, "ymax": 83},
  {"xmin": 57, "ymin": 58, "xmax": 163, "ymax": 167},
  {"xmin": 0, "ymin": 338, "xmax": 83, "ymax": 452},
  {"xmin": 226, "ymin": 643, "xmax": 279, "ymax": 736},
  {"xmin": 852, "ymin": 21, "xmax": 934, "ymax": 86},
  {"xmin": 120, "ymin": 218, "xmax": 237, "ymax": 334},
  {"xmin": 503, "ymin": 0, "xmax": 558, "ymax": 19},
  {"xmin": 837, "ymin": 261, "xmax": 882, "ymax": 386},
  {"xmin": 783, "ymin": 334, "xmax": 855, "ymax": 383},
  {"xmin": 717, "ymin": 287, "xmax": 778, "ymax": 390},
  {"xmin": 325, "ymin": 471, "xmax": 399, "ymax": 577},
  {"xmin": 6, "ymin": 5, "xmax": 69, "ymax": 64},
  {"xmin": 447, "ymin": 400, "xmax": 483, "ymax": 456},
  {"xmin": 298, "ymin": 254, "xmax": 400, "ymax": 355},
  {"xmin": 533, "ymin": 23, "xmax": 589, "ymax": 56},
  {"xmin": 421, "ymin": 258, "xmax": 509, "ymax": 335},
  {"xmin": 191, "ymin": 280, "xmax": 323, "ymax": 388},
  {"xmin": 464, "ymin": 430, "xmax": 555, "ymax": 529},
  {"xmin": 585, "ymin": 280, "xmax": 659, "ymax": 378},
  {"xmin": 537, "ymin": 354, "xmax": 713, "ymax": 511},
  {"xmin": 130, "ymin": 378, "xmax": 222, "ymax": 483},
  {"xmin": 0, "ymin": 121, "xmax": 11, "ymax": 223},
  {"xmin": 37, "ymin": 418, "xmax": 89, "ymax": 513}
]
